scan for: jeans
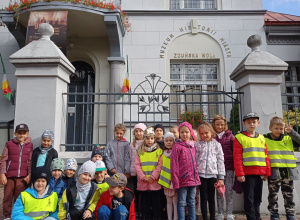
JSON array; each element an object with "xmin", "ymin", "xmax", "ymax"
[
  {"xmin": 177, "ymin": 186, "xmax": 197, "ymax": 220},
  {"xmin": 97, "ymin": 205, "xmax": 129, "ymax": 220}
]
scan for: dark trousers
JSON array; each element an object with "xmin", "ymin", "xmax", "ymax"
[
  {"xmin": 3, "ymin": 177, "xmax": 27, "ymax": 218},
  {"xmin": 141, "ymin": 190, "xmax": 161, "ymax": 220},
  {"xmin": 242, "ymin": 175, "xmax": 263, "ymax": 220},
  {"xmin": 199, "ymin": 177, "xmax": 216, "ymax": 220},
  {"xmin": 132, "ymin": 176, "xmax": 140, "ymax": 213},
  {"xmin": 68, "ymin": 207, "xmax": 95, "ymax": 220}
]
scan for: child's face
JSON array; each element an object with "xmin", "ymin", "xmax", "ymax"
[
  {"xmin": 214, "ymin": 119, "xmax": 226, "ymax": 134},
  {"xmin": 92, "ymin": 154, "xmax": 103, "ymax": 162},
  {"xmin": 243, "ymin": 118, "xmax": 260, "ymax": 133},
  {"xmin": 114, "ymin": 129, "xmax": 125, "ymax": 141},
  {"xmin": 14, "ymin": 130, "xmax": 28, "ymax": 143},
  {"xmin": 134, "ymin": 128, "xmax": 144, "ymax": 140},
  {"xmin": 155, "ymin": 128, "xmax": 164, "ymax": 140},
  {"xmin": 199, "ymin": 128, "xmax": 212, "ymax": 142},
  {"xmin": 64, "ymin": 169, "xmax": 75, "ymax": 178},
  {"xmin": 270, "ymin": 124, "xmax": 285, "ymax": 139},
  {"xmin": 170, "ymin": 128, "xmax": 179, "ymax": 140},
  {"xmin": 145, "ymin": 136, "xmax": 155, "ymax": 147},
  {"xmin": 42, "ymin": 137, "xmax": 52, "ymax": 148},
  {"xmin": 109, "ymin": 185, "xmax": 124, "ymax": 196},
  {"xmin": 34, "ymin": 178, "xmax": 47, "ymax": 193},
  {"xmin": 179, "ymin": 126, "xmax": 191, "ymax": 142},
  {"xmin": 164, "ymin": 137, "xmax": 175, "ymax": 149},
  {"xmin": 78, "ymin": 172, "xmax": 92, "ymax": 185},
  {"xmin": 94, "ymin": 170, "xmax": 107, "ymax": 183},
  {"xmin": 52, "ymin": 170, "xmax": 62, "ymax": 180}
]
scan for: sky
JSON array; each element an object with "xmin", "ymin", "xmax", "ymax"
[{"xmin": 262, "ymin": 0, "xmax": 300, "ymax": 16}]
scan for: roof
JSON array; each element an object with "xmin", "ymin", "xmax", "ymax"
[{"xmin": 264, "ymin": 11, "xmax": 300, "ymax": 26}]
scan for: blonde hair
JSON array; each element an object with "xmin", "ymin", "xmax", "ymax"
[
  {"xmin": 212, "ymin": 115, "xmax": 228, "ymax": 132},
  {"xmin": 114, "ymin": 123, "xmax": 126, "ymax": 133},
  {"xmin": 137, "ymin": 133, "xmax": 161, "ymax": 155},
  {"xmin": 269, "ymin": 116, "xmax": 285, "ymax": 127},
  {"xmin": 197, "ymin": 121, "xmax": 216, "ymax": 141},
  {"xmin": 193, "ymin": 129, "xmax": 199, "ymax": 141}
]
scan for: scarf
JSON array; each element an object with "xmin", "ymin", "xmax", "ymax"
[
  {"xmin": 31, "ymin": 184, "xmax": 49, "ymax": 198},
  {"xmin": 39, "ymin": 144, "xmax": 53, "ymax": 154},
  {"xmin": 145, "ymin": 143, "xmax": 157, "ymax": 152},
  {"xmin": 76, "ymin": 177, "xmax": 91, "ymax": 192},
  {"xmin": 216, "ymin": 131, "xmax": 225, "ymax": 139},
  {"xmin": 164, "ymin": 149, "xmax": 172, "ymax": 158}
]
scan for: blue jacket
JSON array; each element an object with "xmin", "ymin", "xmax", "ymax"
[
  {"xmin": 11, "ymin": 186, "xmax": 59, "ymax": 220},
  {"xmin": 49, "ymin": 176, "xmax": 66, "ymax": 200}
]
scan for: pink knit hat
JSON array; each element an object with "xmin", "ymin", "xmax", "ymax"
[
  {"xmin": 178, "ymin": 122, "xmax": 197, "ymax": 141},
  {"xmin": 134, "ymin": 123, "xmax": 147, "ymax": 131}
]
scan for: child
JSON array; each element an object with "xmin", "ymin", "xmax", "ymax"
[
  {"xmin": 135, "ymin": 126, "xmax": 163, "ymax": 220},
  {"xmin": 233, "ymin": 112, "xmax": 271, "ymax": 220},
  {"xmin": 158, "ymin": 132, "xmax": 177, "ymax": 220},
  {"xmin": 212, "ymin": 115, "xmax": 235, "ymax": 220},
  {"xmin": 129, "ymin": 123, "xmax": 146, "ymax": 216},
  {"xmin": 49, "ymin": 158, "xmax": 66, "ymax": 200},
  {"xmin": 171, "ymin": 122, "xmax": 200, "ymax": 220},
  {"xmin": 0, "ymin": 123, "xmax": 33, "ymax": 220},
  {"xmin": 11, "ymin": 166, "xmax": 58, "ymax": 220},
  {"xmin": 170, "ymin": 125, "xmax": 179, "ymax": 142},
  {"xmin": 105, "ymin": 124, "xmax": 131, "ymax": 177},
  {"xmin": 91, "ymin": 145, "xmax": 105, "ymax": 162},
  {"xmin": 58, "ymin": 160, "xmax": 99, "ymax": 220},
  {"xmin": 31, "ymin": 129, "xmax": 58, "ymax": 171},
  {"xmin": 264, "ymin": 117, "xmax": 300, "ymax": 220},
  {"xmin": 154, "ymin": 124, "xmax": 165, "ymax": 149},
  {"xmin": 62, "ymin": 158, "xmax": 77, "ymax": 188},
  {"xmin": 95, "ymin": 173, "xmax": 136, "ymax": 220},
  {"xmin": 92, "ymin": 160, "xmax": 110, "ymax": 195},
  {"xmin": 195, "ymin": 121, "xmax": 225, "ymax": 220}
]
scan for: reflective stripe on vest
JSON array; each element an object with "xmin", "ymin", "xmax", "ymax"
[
  {"xmin": 235, "ymin": 133, "xmax": 267, "ymax": 167},
  {"xmin": 158, "ymin": 154, "xmax": 171, "ymax": 188},
  {"xmin": 21, "ymin": 191, "xmax": 58, "ymax": 220},
  {"xmin": 139, "ymin": 148, "xmax": 163, "ymax": 177},
  {"xmin": 265, "ymin": 135, "xmax": 297, "ymax": 168}
]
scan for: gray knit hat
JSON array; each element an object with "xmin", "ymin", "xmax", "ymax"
[
  {"xmin": 78, "ymin": 160, "xmax": 96, "ymax": 177},
  {"xmin": 51, "ymin": 158, "xmax": 65, "ymax": 172},
  {"xmin": 65, "ymin": 158, "xmax": 78, "ymax": 171},
  {"xmin": 42, "ymin": 129, "xmax": 54, "ymax": 142},
  {"xmin": 164, "ymin": 132, "xmax": 175, "ymax": 142}
]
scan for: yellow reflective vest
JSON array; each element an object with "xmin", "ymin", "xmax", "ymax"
[
  {"xmin": 139, "ymin": 148, "xmax": 163, "ymax": 177},
  {"xmin": 158, "ymin": 153, "xmax": 171, "ymax": 188},
  {"xmin": 235, "ymin": 133, "xmax": 267, "ymax": 166},
  {"xmin": 21, "ymin": 191, "xmax": 58, "ymax": 220},
  {"xmin": 265, "ymin": 135, "xmax": 297, "ymax": 168}
]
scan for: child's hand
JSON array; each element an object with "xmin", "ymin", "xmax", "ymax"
[
  {"xmin": 218, "ymin": 179, "xmax": 224, "ymax": 186},
  {"xmin": 0, "ymin": 173, "xmax": 7, "ymax": 185},
  {"xmin": 23, "ymin": 173, "xmax": 31, "ymax": 185},
  {"xmin": 110, "ymin": 169, "xmax": 116, "ymax": 174},
  {"xmin": 237, "ymin": 176, "xmax": 245, "ymax": 182},
  {"xmin": 285, "ymin": 124, "xmax": 293, "ymax": 133},
  {"xmin": 263, "ymin": 175, "xmax": 268, "ymax": 181},
  {"xmin": 104, "ymin": 173, "xmax": 110, "ymax": 179},
  {"xmin": 82, "ymin": 209, "xmax": 92, "ymax": 219},
  {"xmin": 143, "ymin": 177, "xmax": 149, "ymax": 183},
  {"xmin": 148, "ymin": 176, "xmax": 154, "ymax": 183}
]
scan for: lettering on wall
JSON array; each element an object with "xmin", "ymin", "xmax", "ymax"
[{"xmin": 173, "ymin": 53, "xmax": 216, "ymax": 59}]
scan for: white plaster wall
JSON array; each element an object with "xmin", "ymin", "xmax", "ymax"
[{"xmin": 222, "ymin": 0, "xmax": 263, "ymax": 10}]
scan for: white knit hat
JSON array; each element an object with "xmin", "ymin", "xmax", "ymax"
[
  {"xmin": 78, "ymin": 160, "xmax": 96, "ymax": 177},
  {"xmin": 164, "ymin": 132, "xmax": 175, "ymax": 142}
]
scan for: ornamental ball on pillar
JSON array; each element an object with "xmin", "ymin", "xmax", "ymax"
[
  {"xmin": 39, "ymin": 23, "xmax": 54, "ymax": 40},
  {"xmin": 247, "ymin": 34, "xmax": 262, "ymax": 52}
]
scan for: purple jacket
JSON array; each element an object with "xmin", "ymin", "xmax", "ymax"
[
  {"xmin": 171, "ymin": 140, "xmax": 200, "ymax": 189},
  {"xmin": 215, "ymin": 130, "xmax": 234, "ymax": 170}
]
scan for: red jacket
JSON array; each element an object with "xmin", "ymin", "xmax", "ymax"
[
  {"xmin": 233, "ymin": 132, "xmax": 271, "ymax": 177},
  {"xmin": 94, "ymin": 188, "xmax": 135, "ymax": 220},
  {"xmin": 0, "ymin": 137, "xmax": 33, "ymax": 178}
]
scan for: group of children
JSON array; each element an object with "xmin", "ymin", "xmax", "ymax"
[{"xmin": 0, "ymin": 112, "xmax": 299, "ymax": 220}]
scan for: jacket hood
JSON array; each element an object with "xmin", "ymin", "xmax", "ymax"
[
  {"xmin": 12, "ymin": 136, "xmax": 32, "ymax": 145},
  {"xmin": 113, "ymin": 138, "xmax": 128, "ymax": 142},
  {"xmin": 26, "ymin": 186, "xmax": 53, "ymax": 198},
  {"xmin": 124, "ymin": 188, "xmax": 135, "ymax": 203},
  {"xmin": 177, "ymin": 140, "xmax": 195, "ymax": 148}
]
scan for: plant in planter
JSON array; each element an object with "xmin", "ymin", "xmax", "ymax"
[{"xmin": 178, "ymin": 109, "xmax": 206, "ymax": 129}]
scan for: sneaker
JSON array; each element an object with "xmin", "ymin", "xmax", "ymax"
[
  {"xmin": 4, "ymin": 218, "xmax": 11, "ymax": 220},
  {"xmin": 227, "ymin": 214, "xmax": 235, "ymax": 220},
  {"xmin": 270, "ymin": 213, "xmax": 279, "ymax": 220},
  {"xmin": 216, "ymin": 214, "xmax": 224, "ymax": 220},
  {"xmin": 286, "ymin": 215, "xmax": 296, "ymax": 220}
]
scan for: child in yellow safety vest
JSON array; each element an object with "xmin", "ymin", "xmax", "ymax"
[
  {"xmin": 135, "ymin": 126, "xmax": 163, "ymax": 220},
  {"xmin": 264, "ymin": 117, "xmax": 300, "ymax": 220},
  {"xmin": 158, "ymin": 132, "xmax": 178, "ymax": 220}
]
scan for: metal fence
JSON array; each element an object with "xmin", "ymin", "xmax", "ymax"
[{"xmin": 62, "ymin": 74, "xmax": 242, "ymax": 151}]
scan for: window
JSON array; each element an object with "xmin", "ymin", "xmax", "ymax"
[
  {"xmin": 170, "ymin": 63, "xmax": 219, "ymax": 120},
  {"xmin": 283, "ymin": 64, "xmax": 300, "ymax": 111},
  {"xmin": 170, "ymin": 0, "xmax": 217, "ymax": 10}
]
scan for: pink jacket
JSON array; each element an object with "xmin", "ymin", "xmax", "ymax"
[
  {"xmin": 135, "ymin": 151, "xmax": 162, "ymax": 191},
  {"xmin": 129, "ymin": 140, "xmax": 143, "ymax": 176}
]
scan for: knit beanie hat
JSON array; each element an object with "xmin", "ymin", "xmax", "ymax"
[
  {"xmin": 65, "ymin": 158, "xmax": 78, "ymax": 171},
  {"xmin": 134, "ymin": 123, "xmax": 147, "ymax": 132},
  {"xmin": 154, "ymin": 124, "xmax": 165, "ymax": 134},
  {"xmin": 91, "ymin": 145, "xmax": 105, "ymax": 159},
  {"xmin": 178, "ymin": 122, "xmax": 197, "ymax": 141},
  {"xmin": 78, "ymin": 160, "xmax": 96, "ymax": 177},
  {"xmin": 164, "ymin": 132, "xmax": 175, "ymax": 142},
  {"xmin": 31, "ymin": 166, "xmax": 51, "ymax": 185},
  {"xmin": 41, "ymin": 129, "xmax": 54, "ymax": 142},
  {"xmin": 51, "ymin": 158, "xmax": 65, "ymax": 172},
  {"xmin": 95, "ymin": 161, "xmax": 106, "ymax": 172}
]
